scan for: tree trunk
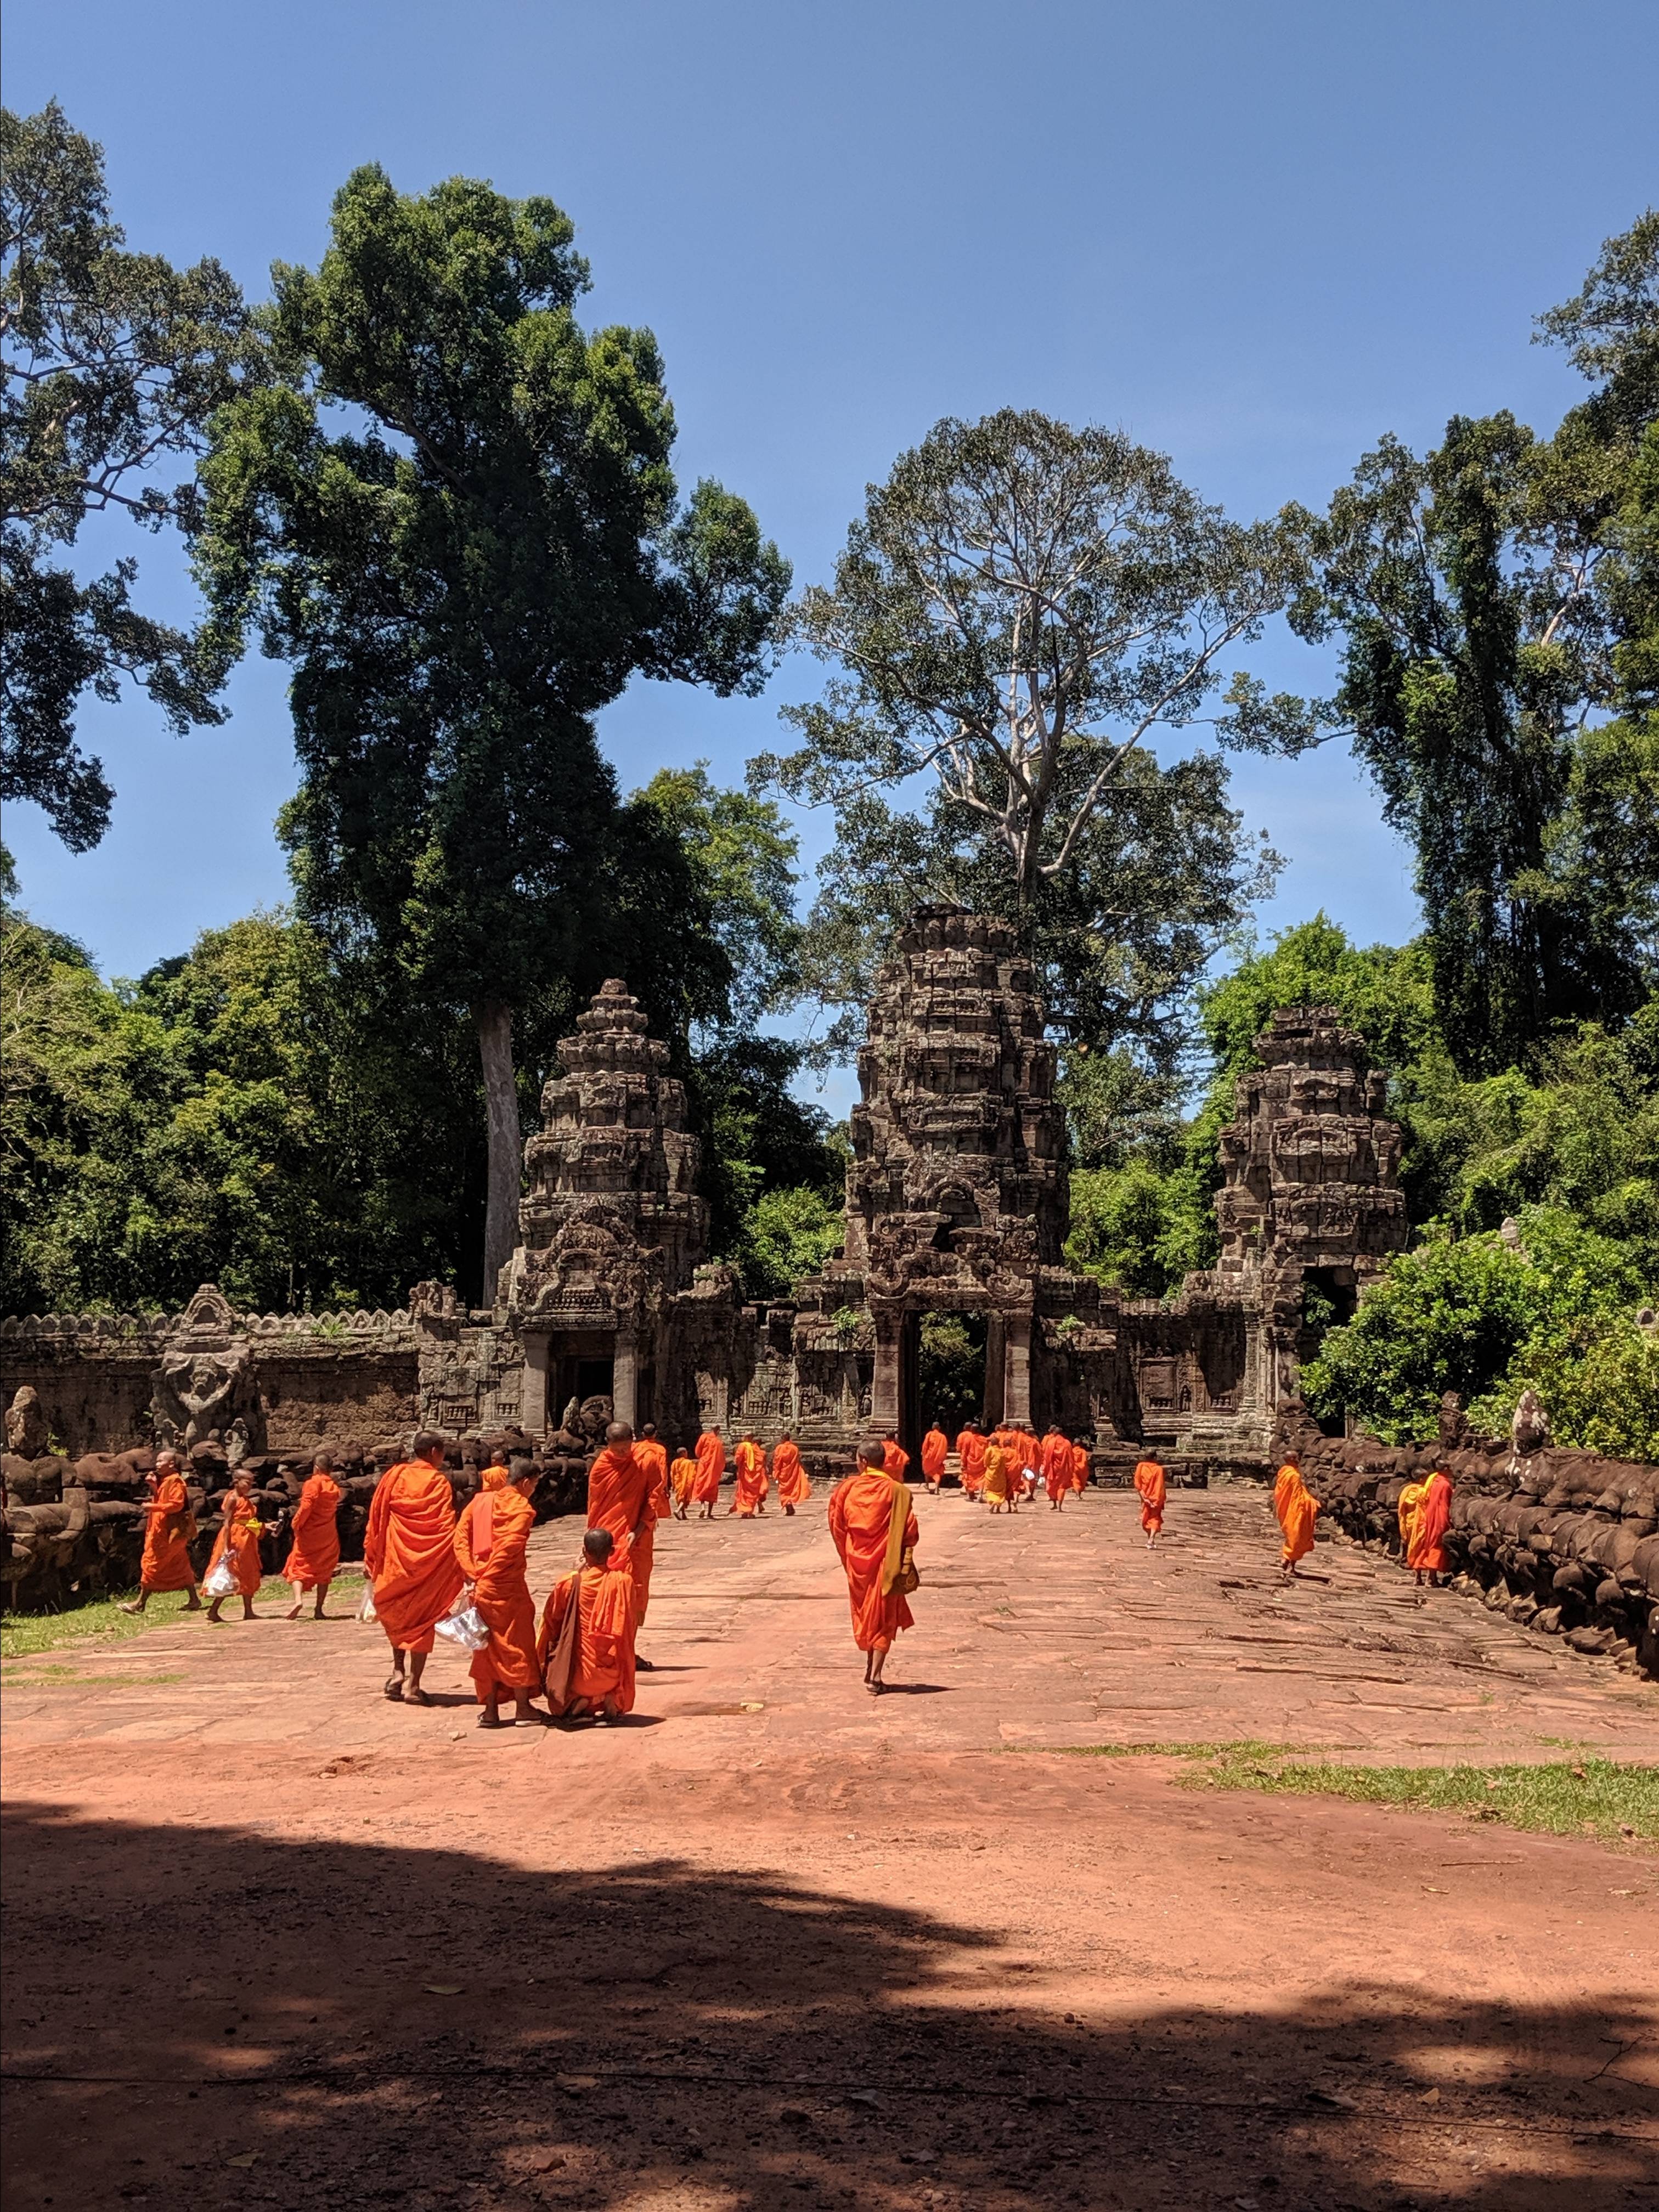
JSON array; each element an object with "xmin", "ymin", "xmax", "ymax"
[{"xmin": 475, "ymin": 1000, "xmax": 521, "ymax": 1307}]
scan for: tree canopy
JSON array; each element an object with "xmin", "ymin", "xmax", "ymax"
[{"xmin": 1, "ymin": 100, "xmax": 262, "ymax": 851}]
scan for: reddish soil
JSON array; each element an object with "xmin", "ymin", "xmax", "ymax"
[{"xmin": 4, "ymin": 1483, "xmax": 1656, "ymax": 2211}]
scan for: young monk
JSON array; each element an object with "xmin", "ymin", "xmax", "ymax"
[
  {"xmin": 282, "ymin": 1451, "xmax": 343, "ymax": 1618},
  {"xmin": 1133, "ymin": 1454, "xmax": 1167, "ymax": 1549},
  {"xmin": 1407, "ymin": 1465, "xmax": 1453, "ymax": 1587},
  {"xmin": 956, "ymin": 1423, "xmax": 987, "ymax": 1502},
  {"xmin": 586, "ymin": 1421, "xmax": 660, "ymax": 1663},
  {"xmin": 670, "ymin": 1445, "xmax": 698, "ymax": 1520},
  {"xmin": 983, "ymin": 1436, "xmax": 1014, "ymax": 1513},
  {"xmin": 454, "ymin": 1455, "xmax": 544, "ymax": 1727},
  {"xmin": 692, "ymin": 1424, "xmax": 725, "ymax": 1519},
  {"xmin": 1041, "ymin": 1426, "xmax": 1072, "ymax": 1510},
  {"xmin": 1069, "ymin": 1435, "xmax": 1091, "ymax": 1496},
  {"xmin": 772, "ymin": 1432, "xmax": 810, "ymax": 1515},
  {"xmin": 827, "ymin": 1440, "xmax": 919, "ymax": 1695},
  {"xmin": 204, "ymin": 1468, "xmax": 264, "ymax": 1623},
  {"xmin": 730, "ymin": 1434, "xmax": 769, "ymax": 1516},
  {"xmin": 1018, "ymin": 1425, "xmax": 1042, "ymax": 1502},
  {"xmin": 122, "ymin": 1450, "xmax": 201, "ymax": 1614},
  {"xmin": 364, "ymin": 1431, "xmax": 465, "ymax": 1705},
  {"xmin": 1396, "ymin": 1472, "xmax": 1428, "ymax": 1566},
  {"xmin": 882, "ymin": 1434, "xmax": 911, "ymax": 1482},
  {"xmin": 921, "ymin": 1424, "xmax": 948, "ymax": 1494},
  {"xmin": 1274, "ymin": 1451, "xmax": 1321, "ymax": 1577},
  {"xmin": 635, "ymin": 1423, "xmax": 671, "ymax": 1521},
  {"xmin": 539, "ymin": 1526, "xmax": 638, "ymax": 1721}
]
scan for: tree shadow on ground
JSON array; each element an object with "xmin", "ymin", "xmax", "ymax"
[{"xmin": 2, "ymin": 1799, "xmax": 1652, "ymax": 2212}]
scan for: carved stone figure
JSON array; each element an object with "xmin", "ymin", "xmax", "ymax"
[
  {"xmin": 1511, "ymin": 1387, "xmax": 1550, "ymax": 1457},
  {"xmin": 5, "ymin": 1386, "xmax": 50, "ymax": 1459}
]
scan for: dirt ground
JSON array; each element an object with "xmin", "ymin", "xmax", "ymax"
[{"xmin": 4, "ymin": 1481, "xmax": 1657, "ymax": 2212}]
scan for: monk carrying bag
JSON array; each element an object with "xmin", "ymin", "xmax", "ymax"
[{"xmin": 433, "ymin": 1600, "xmax": 490, "ymax": 1653}]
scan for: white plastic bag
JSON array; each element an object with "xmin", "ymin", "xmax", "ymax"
[
  {"xmin": 203, "ymin": 1553, "xmax": 238, "ymax": 1599},
  {"xmin": 358, "ymin": 1578, "xmax": 377, "ymax": 1624},
  {"xmin": 433, "ymin": 1601, "xmax": 489, "ymax": 1653}
]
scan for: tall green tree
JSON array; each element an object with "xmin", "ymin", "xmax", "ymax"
[
  {"xmin": 1288, "ymin": 214, "xmax": 1659, "ymax": 1073},
  {"xmin": 754, "ymin": 409, "xmax": 1312, "ymax": 1062},
  {"xmin": 1, "ymin": 101, "xmax": 261, "ymax": 851},
  {"xmin": 198, "ymin": 165, "xmax": 789, "ymax": 1293}
]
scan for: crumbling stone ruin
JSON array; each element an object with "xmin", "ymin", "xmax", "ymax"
[{"xmin": 3, "ymin": 911, "xmax": 1651, "ymax": 1676}]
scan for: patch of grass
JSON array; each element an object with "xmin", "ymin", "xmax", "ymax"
[
  {"xmin": 2, "ymin": 1662, "xmax": 183, "ymax": 1686},
  {"xmin": 1047, "ymin": 1739, "xmax": 1316, "ymax": 1761},
  {"xmin": 0, "ymin": 1567, "xmax": 367, "ymax": 1661},
  {"xmin": 1183, "ymin": 1753, "xmax": 1658, "ymax": 1845}
]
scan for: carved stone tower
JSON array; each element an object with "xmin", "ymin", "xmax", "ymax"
[{"xmin": 506, "ymin": 979, "xmax": 707, "ymax": 1431}]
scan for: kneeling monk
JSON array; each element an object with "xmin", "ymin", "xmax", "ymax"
[
  {"xmin": 539, "ymin": 1527, "xmax": 637, "ymax": 1720},
  {"xmin": 364, "ymin": 1432, "xmax": 465, "ymax": 1705},
  {"xmin": 455, "ymin": 1457, "xmax": 544, "ymax": 1727},
  {"xmin": 827, "ymin": 1441, "xmax": 919, "ymax": 1694}
]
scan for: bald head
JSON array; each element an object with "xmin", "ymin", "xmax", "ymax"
[
  {"xmin": 606, "ymin": 1421, "xmax": 634, "ymax": 1447},
  {"xmin": 583, "ymin": 1527, "xmax": 615, "ymax": 1565}
]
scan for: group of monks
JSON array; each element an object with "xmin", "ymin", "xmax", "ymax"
[
  {"xmin": 1396, "ymin": 1464, "xmax": 1454, "ymax": 1585},
  {"xmin": 667, "ymin": 1427, "xmax": 810, "ymax": 1520},
  {"xmin": 926, "ymin": 1421, "xmax": 1092, "ymax": 1512}
]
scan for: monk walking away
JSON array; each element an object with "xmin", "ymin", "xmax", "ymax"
[
  {"xmin": 635, "ymin": 1423, "xmax": 671, "ymax": 1521},
  {"xmin": 364, "ymin": 1431, "xmax": 465, "ymax": 1705},
  {"xmin": 1407, "ymin": 1464, "xmax": 1453, "ymax": 1587},
  {"xmin": 586, "ymin": 1420, "xmax": 661, "ymax": 1666},
  {"xmin": 881, "ymin": 1433, "xmax": 910, "ymax": 1482},
  {"xmin": 828, "ymin": 1441, "xmax": 919, "ymax": 1694},
  {"xmin": 455, "ymin": 1455, "xmax": 545, "ymax": 1727},
  {"xmin": 956, "ymin": 1421, "xmax": 987, "ymax": 1502},
  {"xmin": 730, "ymin": 1432, "xmax": 769, "ymax": 1516},
  {"xmin": 539, "ymin": 1527, "xmax": 639, "ymax": 1722},
  {"xmin": 283, "ymin": 1451, "xmax": 343, "ymax": 1618},
  {"xmin": 692, "ymin": 1424, "xmax": 725, "ymax": 1519},
  {"xmin": 1133, "ymin": 1454, "xmax": 1166, "ymax": 1549},
  {"xmin": 122, "ymin": 1449, "xmax": 201, "ymax": 1614},
  {"xmin": 1041, "ymin": 1425, "xmax": 1072, "ymax": 1510},
  {"xmin": 921, "ymin": 1423, "xmax": 948, "ymax": 1493},
  {"xmin": 982, "ymin": 1436, "xmax": 1016, "ymax": 1513},
  {"xmin": 1274, "ymin": 1450, "xmax": 1321, "ymax": 1576},
  {"xmin": 670, "ymin": 1444, "xmax": 698, "ymax": 1519},
  {"xmin": 205, "ymin": 1468, "xmax": 266, "ymax": 1623},
  {"xmin": 772, "ymin": 1431, "xmax": 810, "ymax": 1514}
]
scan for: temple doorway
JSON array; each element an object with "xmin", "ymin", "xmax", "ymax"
[{"xmin": 897, "ymin": 1311, "xmax": 988, "ymax": 1463}]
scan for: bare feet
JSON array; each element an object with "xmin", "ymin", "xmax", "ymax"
[
  {"xmin": 120, "ymin": 1600, "xmax": 145, "ymax": 1616},
  {"xmin": 405, "ymin": 1685, "xmax": 432, "ymax": 1707},
  {"xmin": 383, "ymin": 1674, "xmax": 405, "ymax": 1701},
  {"xmin": 285, "ymin": 1602, "xmax": 304, "ymax": 1621}
]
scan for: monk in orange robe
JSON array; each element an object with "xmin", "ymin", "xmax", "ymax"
[
  {"xmin": 1407, "ymin": 1466, "xmax": 1453, "ymax": 1586},
  {"xmin": 692, "ymin": 1426, "xmax": 725, "ymax": 1519},
  {"xmin": 364, "ymin": 1431, "xmax": 465, "ymax": 1704},
  {"xmin": 636, "ymin": 1423, "xmax": 671, "ymax": 1521},
  {"xmin": 539, "ymin": 1527, "xmax": 638, "ymax": 1720},
  {"xmin": 1133, "ymin": 1456, "xmax": 1167, "ymax": 1548},
  {"xmin": 204, "ymin": 1469, "xmax": 265, "ymax": 1623},
  {"xmin": 1274, "ymin": 1453, "xmax": 1320, "ymax": 1576},
  {"xmin": 282, "ymin": 1450, "xmax": 343, "ymax": 1618},
  {"xmin": 1018, "ymin": 1425, "xmax": 1042, "ymax": 1500},
  {"xmin": 730, "ymin": 1435, "xmax": 769, "ymax": 1516},
  {"xmin": 983, "ymin": 1438, "xmax": 1014, "ymax": 1512},
  {"xmin": 882, "ymin": 1435, "xmax": 911, "ymax": 1482},
  {"xmin": 827, "ymin": 1441, "xmax": 919, "ymax": 1692},
  {"xmin": 455, "ymin": 1457, "xmax": 544, "ymax": 1726},
  {"xmin": 1070, "ymin": 1437, "xmax": 1091, "ymax": 1495},
  {"xmin": 586, "ymin": 1421, "xmax": 659, "ymax": 1661},
  {"xmin": 773, "ymin": 1433, "xmax": 810, "ymax": 1514},
  {"xmin": 920, "ymin": 1425, "xmax": 948, "ymax": 1493},
  {"xmin": 1041, "ymin": 1427, "xmax": 1073, "ymax": 1510},
  {"xmin": 123, "ymin": 1451, "xmax": 201, "ymax": 1613},
  {"xmin": 956, "ymin": 1424, "xmax": 987, "ymax": 1500},
  {"xmin": 670, "ymin": 1447, "xmax": 698, "ymax": 1519}
]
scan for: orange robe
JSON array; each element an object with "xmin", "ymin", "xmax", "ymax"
[
  {"xmin": 454, "ymin": 1486, "xmax": 540, "ymax": 1701},
  {"xmin": 827, "ymin": 1471, "xmax": 918, "ymax": 1653},
  {"xmin": 692, "ymin": 1430, "xmax": 726, "ymax": 1504},
  {"xmin": 773, "ymin": 1440, "xmax": 810, "ymax": 1506},
  {"xmin": 982, "ymin": 1444, "xmax": 1011, "ymax": 1504},
  {"xmin": 206, "ymin": 1495, "xmax": 263, "ymax": 1596},
  {"xmin": 1133, "ymin": 1457, "xmax": 1167, "ymax": 1534},
  {"xmin": 587, "ymin": 1444, "xmax": 656, "ymax": 1626},
  {"xmin": 670, "ymin": 1454, "xmax": 698, "ymax": 1510},
  {"xmin": 139, "ymin": 1472, "xmax": 196, "ymax": 1591},
  {"xmin": 1069, "ymin": 1440, "xmax": 1090, "ymax": 1494},
  {"xmin": 1040, "ymin": 1432, "xmax": 1072, "ymax": 1499},
  {"xmin": 635, "ymin": 1438, "xmax": 670, "ymax": 1521},
  {"xmin": 956, "ymin": 1429, "xmax": 987, "ymax": 1495},
  {"xmin": 1274, "ymin": 1464, "xmax": 1320, "ymax": 1567},
  {"xmin": 1406, "ymin": 1469, "xmax": 1452, "ymax": 1572},
  {"xmin": 731, "ymin": 1440, "xmax": 769, "ymax": 1516},
  {"xmin": 921, "ymin": 1428, "xmax": 947, "ymax": 1485},
  {"xmin": 281, "ymin": 1472, "xmax": 342, "ymax": 1588},
  {"xmin": 364, "ymin": 1461, "xmax": 464, "ymax": 1655},
  {"xmin": 882, "ymin": 1441, "xmax": 911, "ymax": 1481},
  {"xmin": 539, "ymin": 1561, "xmax": 637, "ymax": 1715}
]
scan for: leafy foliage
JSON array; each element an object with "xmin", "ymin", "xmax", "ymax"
[{"xmin": 1, "ymin": 101, "xmax": 263, "ymax": 849}]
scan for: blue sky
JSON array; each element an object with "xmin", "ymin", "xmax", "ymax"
[{"xmin": 8, "ymin": 0, "xmax": 1657, "ymax": 1062}]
